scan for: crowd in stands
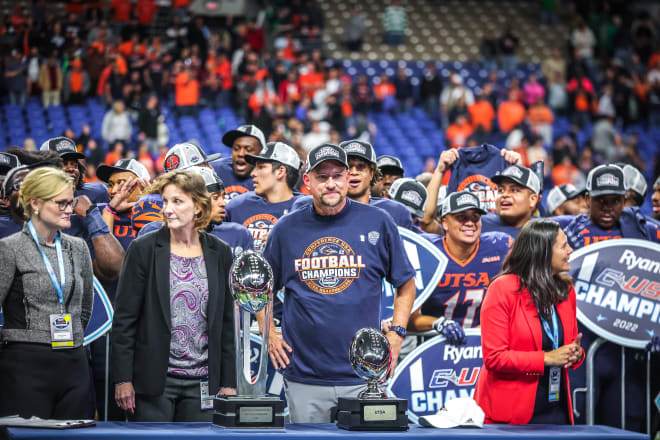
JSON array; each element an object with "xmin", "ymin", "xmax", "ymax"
[{"xmin": 0, "ymin": 0, "xmax": 658, "ymax": 199}]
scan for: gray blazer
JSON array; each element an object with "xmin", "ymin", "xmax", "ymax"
[{"xmin": 0, "ymin": 226, "xmax": 94, "ymax": 346}]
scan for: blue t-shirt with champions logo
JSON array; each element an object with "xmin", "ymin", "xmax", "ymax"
[
  {"xmin": 210, "ymin": 157, "xmax": 254, "ymax": 201},
  {"xmin": 226, "ymin": 192, "xmax": 304, "ymax": 253},
  {"xmin": 421, "ymin": 231, "xmax": 512, "ymax": 327},
  {"xmin": 263, "ymin": 198, "xmax": 415, "ymax": 386}
]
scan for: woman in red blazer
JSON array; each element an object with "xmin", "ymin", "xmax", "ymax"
[{"xmin": 475, "ymin": 219, "xmax": 584, "ymax": 425}]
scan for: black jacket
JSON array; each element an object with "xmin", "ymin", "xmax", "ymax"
[{"xmin": 111, "ymin": 226, "xmax": 235, "ymax": 395}]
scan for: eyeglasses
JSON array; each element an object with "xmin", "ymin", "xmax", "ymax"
[{"xmin": 47, "ymin": 198, "xmax": 77, "ymax": 211}]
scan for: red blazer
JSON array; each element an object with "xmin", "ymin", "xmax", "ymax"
[{"xmin": 474, "ymin": 274, "xmax": 584, "ymax": 425}]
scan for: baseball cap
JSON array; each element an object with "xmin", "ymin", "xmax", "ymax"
[
  {"xmin": 39, "ymin": 136, "xmax": 85, "ymax": 160},
  {"xmin": 546, "ymin": 183, "xmax": 587, "ymax": 214},
  {"xmin": 0, "ymin": 152, "xmax": 20, "ymax": 174},
  {"xmin": 419, "ymin": 398, "xmax": 485, "ymax": 429},
  {"xmin": 187, "ymin": 166, "xmax": 225, "ymax": 193},
  {"xmin": 222, "ymin": 124, "xmax": 267, "ymax": 151},
  {"xmin": 96, "ymin": 158, "xmax": 151, "ymax": 182},
  {"xmin": 389, "ymin": 178, "xmax": 427, "ymax": 218},
  {"xmin": 440, "ymin": 190, "xmax": 487, "ymax": 218},
  {"xmin": 654, "ymin": 176, "xmax": 660, "ymax": 189},
  {"xmin": 622, "ymin": 164, "xmax": 647, "ymax": 198},
  {"xmin": 492, "ymin": 164, "xmax": 541, "ymax": 195},
  {"xmin": 245, "ymin": 141, "xmax": 302, "ymax": 170},
  {"xmin": 377, "ymin": 155, "xmax": 404, "ymax": 175},
  {"xmin": 586, "ymin": 164, "xmax": 626, "ymax": 197},
  {"xmin": 339, "ymin": 140, "xmax": 377, "ymax": 165},
  {"xmin": 163, "ymin": 141, "xmax": 221, "ymax": 171},
  {"xmin": 305, "ymin": 143, "xmax": 349, "ymax": 173}
]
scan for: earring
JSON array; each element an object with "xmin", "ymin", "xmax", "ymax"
[{"xmin": 34, "ymin": 210, "xmax": 39, "ymax": 216}]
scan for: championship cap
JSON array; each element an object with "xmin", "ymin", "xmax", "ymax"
[
  {"xmin": 622, "ymin": 164, "xmax": 647, "ymax": 198},
  {"xmin": 39, "ymin": 136, "xmax": 85, "ymax": 160},
  {"xmin": 389, "ymin": 178, "xmax": 427, "ymax": 218},
  {"xmin": 654, "ymin": 176, "xmax": 660, "ymax": 189},
  {"xmin": 245, "ymin": 141, "xmax": 302, "ymax": 170},
  {"xmin": 545, "ymin": 183, "xmax": 586, "ymax": 214},
  {"xmin": 222, "ymin": 124, "xmax": 266, "ymax": 151},
  {"xmin": 586, "ymin": 164, "xmax": 626, "ymax": 197},
  {"xmin": 419, "ymin": 398, "xmax": 485, "ymax": 429},
  {"xmin": 163, "ymin": 141, "xmax": 221, "ymax": 171},
  {"xmin": 377, "ymin": 155, "xmax": 404, "ymax": 175},
  {"xmin": 339, "ymin": 140, "xmax": 377, "ymax": 165},
  {"xmin": 492, "ymin": 164, "xmax": 541, "ymax": 195},
  {"xmin": 0, "ymin": 152, "xmax": 20, "ymax": 174},
  {"xmin": 97, "ymin": 158, "xmax": 151, "ymax": 182},
  {"xmin": 440, "ymin": 190, "xmax": 487, "ymax": 218},
  {"xmin": 305, "ymin": 143, "xmax": 349, "ymax": 173},
  {"xmin": 186, "ymin": 166, "xmax": 225, "ymax": 193}
]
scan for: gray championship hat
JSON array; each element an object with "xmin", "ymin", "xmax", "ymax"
[
  {"xmin": 0, "ymin": 152, "xmax": 20, "ymax": 174},
  {"xmin": 339, "ymin": 140, "xmax": 377, "ymax": 164},
  {"xmin": 586, "ymin": 164, "xmax": 626, "ymax": 197},
  {"xmin": 163, "ymin": 141, "xmax": 222, "ymax": 171},
  {"xmin": 654, "ymin": 176, "xmax": 660, "ymax": 189},
  {"xmin": 96, "ymin": 158, "xmax": 151, "ymax": 182},
  {"xmin": 546, "ymin": 183, "xmax": 586, "ymax": 214},
  {"xmin": 305, "ymin": 143, "xmax": 349, "ymax": 173},
  {"xmin": 622, "ymin": 164, "xmax": 647, "ymax": 198},
  {"xmin": 492, "ymin": 164, "xmax": 541, "ymax": 195},
  {"xmin": 377, "ymin": 155, "xmax": 404, "ymax": 175},
  {"xmin": 187, "ymin": 166, "xmax": 225, "ymax": 193},
  {"xmin": 440, "ymin": 190, "xmax": 487, "ymax": 218},
  {"xmin": 222, "ymin": 124, "xmax": 267, "ymax": 151},
  {"xmin": 39, "ymin": 136, "xmax": 85, "ymax": 160},
  {"xmin": 389, "ymin": 177, "xmax": 428, "ymax": 218},
  {"xmin": 245, "ymin": 141, "xmax": 302, "ymax": 170}
]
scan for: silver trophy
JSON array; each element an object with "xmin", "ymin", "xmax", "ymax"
[
  {"xmin": 337, "ymin": 328, "xmax": 408, "ymax": 430},
  {"xmin": 213, "ymin": 250, "xmax": 284, "ymax": 428}
]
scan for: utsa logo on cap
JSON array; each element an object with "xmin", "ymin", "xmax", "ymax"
[
  {"xmin": 344, "ymin": 142, "xmax": 366, "ymax": 155},
  {"xmin": 402, "ymin": 190, "xmax": 423, "ymax": 206},
  {"xmin": 339, "ymin": 140, "xmax": 377, "ymax": 164},
  {"xmin": 597, "ymin": 173, "xmax": 619, "ymax": 187},
  {"xmin": 163, "ymin": 141, "xmax": 221, "ymax": 171},
  {"xmin": 586, "ymin": 164, "xmax": 625, "ymax": 197},
  {"xmin": 316, "ymin": 146, "xmax": 340, "ymax": 160},
  {"xmin": 456, "ymin": 193, "xmax": 475, "ymax": 207}
]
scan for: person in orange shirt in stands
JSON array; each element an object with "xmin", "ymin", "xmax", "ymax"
[
  {"xmin": 468, "ymin": 91, "xmax": 495, "ymax": 133},
  {"xmin": 528, "ymin": 98, "xmax": 554, "ymax": 146},
  {"xmin": 299, "ymin": 62, "xmax": 324, "ymax": 100},
  {"xmin": 175, "ymin": 62, "xmax": 200, "ymax": 116},
  {"xmin": 110, "ymin": 0, "xmax": 132, "ymax": 24},
  {"xmin": 498, "ymin": 90, "xmax": 526, "ymax": 133},
  {"xmin": 136, "ymin": 0, "xmax": 158, "ymax": 27},
  {"xmin": 105, "ymin": 141, "xmax": 125, "ymax": 166},
  {"xmin": 446, "ymin": 114, "xmax": 474, "ymax": 149},
  {"xmin": 374, "ymin": 73, "xmax": 396, "ymax": 112}
]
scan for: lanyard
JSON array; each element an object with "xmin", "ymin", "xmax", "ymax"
[
  {"xmin": 27, "ymin": 221, "xmax": 66, "ymax": 310},
  {"xmin": 539, "ymin": 305, "xmax": 559, "ymax": 350}
]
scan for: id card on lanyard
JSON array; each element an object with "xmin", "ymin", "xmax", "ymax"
[
  {"xmin": 27, "ymin": 221, "xmax": 74, "ymax": 349},
  {"xmin": 539, "ymin": 305, "xmax": 560, "ymax": 402}
]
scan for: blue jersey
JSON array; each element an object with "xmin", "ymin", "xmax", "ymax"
[
  {"xmin": 480, "ymin": 212, "xmax": 535, "ymax": 238},
  {"xmin": 447, "ymin": 144, "xmax": 505, "ymax": 212},
  {"xmin": 226, "ymin": 192, "xmax": 304, "ymax": 252},
  {"xmin": 564, "ymin": 214, "xmax": 623, "ymax": 250},
  {"xmin": 291, "ymin": 195, "xmax": 415, "ymax": 231},
  {"xmin": 421, "ymin": 232, "xmax": 512, "ymax": 327},
  {"xmin": 0, "ymin": 215, "xmax": 22, "ymax": 238},
  {"xmin": 139, "ymin": 220, "xmax": 254, "ymax": 257},
  {"xmin": 263, "ymin": 198, "xmax": 415, "ymax": 386},
  {"xmin": 131, "ymin": 193, "xmax": 164, "ymax": 231},
  {"xmin": 76, "ymin": 182, "xmax": 109, "ymax": 204},
  {"xmin": 210, "ymin": 157, "xmax": 254, "ymax": 201},
  {"xmin": 98, "ymin": 203, "xmax": 137, "ymax": 250}
]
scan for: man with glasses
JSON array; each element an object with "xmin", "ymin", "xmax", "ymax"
[{"xmin": 263, "ymin": 143, "xmax": 416, "ymax": 423}]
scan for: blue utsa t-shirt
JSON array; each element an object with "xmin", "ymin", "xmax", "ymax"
[
  {"xmin": 210, "ymin": 157, "xmax": 254, "ymax": 201},
  {"xmin": 564, "ymin": 214, "xmax": 623, "ymax": 250},
  {"xmin": 421, "ymin": 232, "xmax": 512, "ymax": 327},
  {"xmin": 98, "ymin": 203, "xmax": 137, "ymax": 250},
  {"xmin": 480, "ymin": 212, "xmax": 536, "ymax": 238},
  {"xmin": 139, "ymin": 220, "xmax": 254, "ymax": 257},
  {"xmin": 226, "ymin": 192, "xmax": 304, "ymax": 252},
  {"xmin": 291, "ymin": 195, "xmax": 415, "ymax": 231},
  {"xmin": 0, "ymin": 215, "xmax": 22, "ymax": 238},
  {"xmin": 76, "ymin": 181, "xmax": 109, "ymax": 204},
  {"xmin": 263, "ymin": 198, "xmax": 415, "ymax": 386},
  {"xmin": 447, "ymin": 144, "xmax": 506, "ymax": 212}
]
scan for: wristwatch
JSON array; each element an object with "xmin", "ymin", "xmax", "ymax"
[{"xmin": 389, "ymin": 325, "xmax": 406, "ymax": 338}]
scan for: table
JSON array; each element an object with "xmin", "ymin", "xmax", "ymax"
[{"xmin": 3, "ymin": 422, "xmax": 648, "ymax": 440}]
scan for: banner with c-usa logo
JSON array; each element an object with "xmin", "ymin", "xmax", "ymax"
[
  {"xmin": 386, "ymin": 329, "xmax": 482, "ymax": 423},
  {"xmin": 570, "ymin": 239, "xmax": 660, "ymax": 349},
  {"xmin": 250, "ymin": 333, "xmax": 288, "ymax": 415},
  {"xmin": 381, "ymin": 227, "xmax": 448, "ymax": 321}
]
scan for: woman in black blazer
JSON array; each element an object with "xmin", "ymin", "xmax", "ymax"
[{"xmin": 111, "ymin": 170, "xmax": 236, "ymax": 421}]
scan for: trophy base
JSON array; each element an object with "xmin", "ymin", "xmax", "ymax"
[
  {"xmin": 213, "ymin": 396, "xmax": 285, "ymax": 429},
  {"xmin": 336, "ymin": 397, "xmax": 408, "ymax": 431}
]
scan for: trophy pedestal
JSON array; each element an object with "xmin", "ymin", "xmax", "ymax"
[
  {"xmin": 213, "ymin": 396, "xmax": 285, "ymax": 429},
  {"xmin": 336, "ymin": 397, "xmax": 408, "ymax": 431}
]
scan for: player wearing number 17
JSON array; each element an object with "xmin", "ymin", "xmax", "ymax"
[{"xmin": 408, "ymin": 191, "xmax": 512, "ymax": 342}]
